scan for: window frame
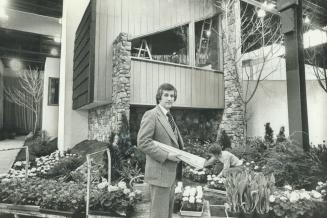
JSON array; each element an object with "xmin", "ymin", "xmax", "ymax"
[{"xmin": 48, "ymin": 77, "xmax": 59, "ymax": 106}]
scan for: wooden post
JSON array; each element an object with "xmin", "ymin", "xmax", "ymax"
[
  {"xmin": 25, "ymin": 147, "xmax": 29, "ymax": 179},
  {"xmin": 277, "ymin": 0, "xmax": 310, "ymax": 150},
  {"xmin": 86, "ymin": 155, "xmax": 91, "ymax": 217},
  {"xmin": 106, "ymin": 149, "xmax": 111, "ymax": 191}
]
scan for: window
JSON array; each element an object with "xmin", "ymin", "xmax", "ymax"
[
  {"xmin": 130, "ymin": 14, "xmax": 221, "ymax": 70},
  {"xmin": 131, "ymin": 25, "xmax": 189, "ymax": 65},
  {"xmin": 195, "ymin": 15, "xmax": 220, "ymax": 70},
  {"xmin": 48, "ymin": 77, "xmax": 59, "ymax": 105}
]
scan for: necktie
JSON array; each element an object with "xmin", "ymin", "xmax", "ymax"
[{"xmin": 166, "ymin": 112, "xmax": 176, "ymax": 132}]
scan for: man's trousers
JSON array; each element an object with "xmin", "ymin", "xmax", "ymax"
[{"xmin": 149, "ymin": 183, "xmax": 175, "ymax": 218}]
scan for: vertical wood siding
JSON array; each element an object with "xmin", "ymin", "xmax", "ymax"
[
  {"xmin": 93, "ymin": 0, "xmax": 218, "ymax": 105},
  {"xmin": 130, "ymin": 58, "xmax": 224, "ymax": 108}
]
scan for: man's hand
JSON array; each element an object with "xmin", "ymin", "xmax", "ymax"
[{"xmin": 167, "ymin": 153, "xmax": 181, "ymax": 162}]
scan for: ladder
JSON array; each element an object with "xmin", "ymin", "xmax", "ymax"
[
  {"xmin": 134, "ymin": 39, "xmax": 152, "ymax": 59},
  {"xmin": 196, "ymin": 18, "xmax": 213, "ymax": 65}
]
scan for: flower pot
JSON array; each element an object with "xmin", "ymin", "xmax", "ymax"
[
  {"xmin": 209, "ymin": 204, "xmax": 226, "ymax": 217},
  {"xmin": 180, "ymin": 202, "xmax": 204, "ymax": 217}
]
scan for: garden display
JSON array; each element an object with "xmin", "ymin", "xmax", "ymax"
[
  {"xmin": 180, "ymin": 186, "xmax": 204, "ymax": 216},
  {"xmin": 206, "ymin": 174, "xmax": 226, "ymax": 192},
  {"xmin": 183, "ymin": 166, "xmax": 207, "ymax": 183}
]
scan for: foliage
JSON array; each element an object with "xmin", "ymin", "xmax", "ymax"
[
  {"xmin": 261, "ymin": 140, "xmax": 325, "ymax": 190},
  {"xmin": 180, "ymin": 186, "xmax": 204, "ymax": 212},
  {"xmin": 5, "ymin": 151, "xmax": 79, "ymax": 179},
  {"xmin": 0, "ymin": 178, "xmax": 141, "ymax": 215},
  {"xmin": 315, "ymin": 181, "xmax": 327, "ymax": 201},
  {"xmin": 183, "ymin": 138, "xmax": 212, "ymax": 158},
  {"xmin": 4, "ymin": 69, "xmax": 43, "ymax": 134},
  {"xmin": 183, "ymin": 166, "xmax": 207, "ymax": 183},
  {"xmin": 217, "ymin": 129, "xmax": 231, "ymax": 150},
  {"xmin": 224, "ymin": 170, "xmax": 275, "ymax": 215},
  {"xmin": 269, "ymin": 185, "xmax": 325, "ymax": 218},
  {"xmin": 276, "ymin": 126, "xmax": 286, "ymax": 143},
  {"xmin": 230, "ymin": 137, "xmax": 266, "ymax": 163},
  {"xmin": 40, "ymin": 155, "xmax": 84, "ymax": 179},
  {"xmin": 89, "ymin": 181, "xmax": 142, "ymax": 216},
  {"xmin": 15, "ymin": 132, "xmax": 57, "ymax": 163},
  {"xmin": 102, "ymin": 113, "xmax": 142, "ymax": 182},
  {"xmin": 264, "ymin": 122, "xmax": 274, "ymax": 144},
  {"xmin": 207, "ymin": 175, "xmax": 226, "ymax": 191}
]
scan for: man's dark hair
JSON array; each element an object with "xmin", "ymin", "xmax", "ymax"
[
  {"xmin": 208, "ymin": 143, "xmax": 222, "ymax": 156},
  {"xmin": 156, "ymin": 83, "xmax": 177, "ymax": 104}
]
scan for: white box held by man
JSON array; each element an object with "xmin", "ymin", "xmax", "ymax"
[{"xmin": 153, "ymin": 141, "xmax": 206, "ymax": 169}]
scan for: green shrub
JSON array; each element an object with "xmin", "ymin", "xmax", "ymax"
[
  {"xmin": 264, "ymin": 122, "xmax": 274, "ymax": 144},
  {"xmin": 40, "ymin": 155, "xmax": 84, "ymax": 179},
  {"xmin": 261, "ymin": 140, "xmax": 325, "ymax": 189}
]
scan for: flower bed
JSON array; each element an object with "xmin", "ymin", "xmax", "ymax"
[
  {"xmin": 206, "ymin": 175, "xmax": 226, "ymax": 193},
  {"xmin": 269, "ymin": 185, "xmax": 327, "ymax": 218},
  {"xmin": 0, "ymin": 177, "xmax": 142, "ymax": 216},
  {"xmin": 1, "ymin": 151, "xmax": 82, "ymax": 179}
]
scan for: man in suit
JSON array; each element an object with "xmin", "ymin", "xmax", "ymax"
[{"xmin": 137, "ymin": 83, "xmax": 184, "ymax": 218}]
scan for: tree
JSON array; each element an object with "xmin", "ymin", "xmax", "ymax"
[
  {"xmin": 4, "ymin": 69, "xmax": 43, "ymax": 135},
  {"xmin": 213, "ymin": 0, "xmax": 283, "ymax": 144},
  {"xmin": 304, "ymin": 30, "xmax": 327, "ymax": 93}
]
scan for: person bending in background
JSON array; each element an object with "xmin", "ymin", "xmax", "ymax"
[{"xmin": 203, "ymin": 143, "xmax": 243, "ymax": 177}]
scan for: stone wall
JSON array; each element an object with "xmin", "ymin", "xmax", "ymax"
[
  {"xmin": 88, "ymin": 33, "xmax": 131, "ymax": 141},
  {"xmin": 130, "ymin": 106, "xmax": 223, "ymax": 145},
  {"xmin": 219, "ymin": 0, "xmax": 245, "ymax": 146}
]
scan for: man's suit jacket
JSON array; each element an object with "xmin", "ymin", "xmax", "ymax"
[{"xmin": 137, "ymin": 105, "xmax": 184, "ymax": 187}]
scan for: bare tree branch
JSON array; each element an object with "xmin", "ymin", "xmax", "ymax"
[{"xmin": 4, "ymin": 69, "xmax": 43, "ymax": 134}]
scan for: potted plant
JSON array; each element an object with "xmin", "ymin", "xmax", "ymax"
[{"xmin": 180, "ymin": 186, "xmax": 204, "ymax": 216}]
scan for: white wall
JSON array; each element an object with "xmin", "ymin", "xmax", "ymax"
[
  {"xmin": 0, "ymin": 60, "xmax": 4, "ymax": 129},
  {"xmin": 245, "ymin": 61, "xmax": 327, "ymax": 145},
  {"xmin": 57, "ymin": 0, "xmax": 90, "ymax": 151},
  {"xmin": 42, "ymin": 58, "xmax": 60, "ymax": 138}
]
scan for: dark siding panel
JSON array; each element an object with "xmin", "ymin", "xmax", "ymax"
[{"xmin": 72, "ymin": 0, "xmax": 96, "ymax": 110}]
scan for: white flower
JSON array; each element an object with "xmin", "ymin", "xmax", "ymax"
[
  {"xmin": 299, "ymin": 191, "xmax": 311, "ymax": 200},
  {"xmin": 123, "ymin": 188, "xmax": 131, "ymax": 194},
  {"xmin": 189, "ymin": 196, "xmax": 195, "ymax": 204},
  {"xmin": 118, "ymin": 181, "xmax": 127, "ymax": 189},
  {"xmin": 177, "ymin": 181, "xmax": 183, "ymax": 187},
  {"xmin": 321, "ymin": 190, "xmax": 326, "ymax": 194},
  {"xmin": 207, "ymin": 175, "xmax": 212, "ymax": 181},
  {"xmin": 14, "ymin": 162, "xmax": 22, "ymax": 167},
  {"xmin": 97, "ymin": 182, "xmax": 108, "ymax": 189},
  {"xmin": 318, "ymin": 181, "xmax": 324, "ymax": 186},
  {"xmin": 311, "ymin": 190, "xmax": 322, "ymax": 199},
  {"xmin": 210, "ymin": 181, "xmax": 215, "ymax": 185},
  {"xmin": 280, "ymin": 196, "xmax": 288, "ymax": 202},
  {"xmin": 269, "ymin": 195, "xmax": 275, "ymax": 202},
  {"xmin": 246, "ymin": 162, "xmax": 250, "ymax": 166},
  {"xmin": 251, "ymin": 161, "xmax": 255, "ymax": 164},
  {"xmin": 175, "ymin": 187, "xmax": 182, "ymax": 194},
  {"xmin": 108, "ymin": 185, "xmax": 119, "ymax": 192},
  {"xmin": 289, "ymin": 192, "xmax": 300, "ymax": 203},
  {"xmin": 196, "ymin": 199, "xmax": 202, "ymax": 203},
  {"xmin": 129, "ymin": 192, "xmax": 136, "ymax": 198},
  {"xmin": 254, "ymin": 166, "xmax": 259, "ymax": 170},
  {"xmin": 182, "ymin": 197, "xmax": 189, "ymax": 202},
  {"xmin": 284, "ymin": 185, "xmax": 292, "ymax": 191}
]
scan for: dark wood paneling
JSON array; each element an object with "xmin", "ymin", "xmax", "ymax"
[{"xmin": 72, "ymin": 0, "xmax": 96, "ymax": 110}]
